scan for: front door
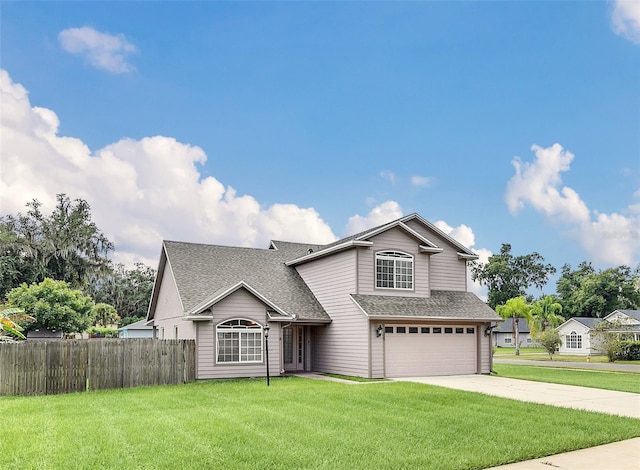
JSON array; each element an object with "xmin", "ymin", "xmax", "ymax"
[{"xmin": 283, "ymin": 326, "xmax": 305, "ymax": 371}]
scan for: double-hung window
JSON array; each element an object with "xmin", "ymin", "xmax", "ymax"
[
  {"xmin": 376, "ymin": 251, "xmax": 413, "ymax": 290},
  {"xmin": 216, "ymin": 319, "xmax": 263, "ymax": 363}
]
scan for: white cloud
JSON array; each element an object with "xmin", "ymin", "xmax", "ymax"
[
  {"xmin": 505, "ymin": 143, "xmax": 589, "ymax": 223},
  {"xmin": 344, "ymin": 201, "xmax": 403, "ymax": 235},
  {"xmin": 433, "ymin": 220, "xmax": 475, "ymax": 248},
  {"xmin": 0, "ymin": 69, "xmax": 338, "ymax": 267},
  {"xmin": 411, "ymin": 175, "xmax": 433, "ymax": 188},
  {"xmin": 611, "ymin": 0, "xmax": 640, "ymax": 44},
  {"xmin": 434, "ymin": 220, "xmax": 491, "ymax": 301},
  {"xmin": 505, "ymin": 143, "xmax": 640, "ymax": 266},
  {"xmin": 380, "ymin": 170, "xmax": 397, "ymax": 185},
  {"xmin": 58, "ymin": 27, "xmax": 137, "ymax": 74}
]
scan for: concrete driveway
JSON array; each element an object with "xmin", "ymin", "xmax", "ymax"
[{"xmin": 392, "ymin": 375, "xmax": 640, "ymax": 419}]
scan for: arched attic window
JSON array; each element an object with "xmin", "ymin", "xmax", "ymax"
[
  {"xmin": 216, "ymin": 319, "xmax": 263, "ymax": 364},
  {"xmin": 376, "ymin": 251, "xmax": 413, "ymax": 290}
]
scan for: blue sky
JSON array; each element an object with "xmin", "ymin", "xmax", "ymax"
[{"xmin": 1, "ymin": 1, "xmax": 639, "ymax": 297}]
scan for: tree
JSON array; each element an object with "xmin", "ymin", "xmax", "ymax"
[
  {"xmin": 533, "ymin": 329, "xmax": 562, "ymax": 360},
  {"xmin": 530, "ymin": 295, "xmax": 564, "ymax": 335},
  {"xmin": 470, "ymin": 243, "xmax": 556, "ymax": 309},
  {"xmin": 6, "ymin": 278, "xmax": 95, "ymax": 334},
  {"xmin": 556, "ymin": 263, "xmax": 640, "ymax": 317},
  {"xmin": 590, "ymin": 320, "xmax": 621, "ymax": 362},
  {"xmin": 0, "ymin": 306, "xmax": 35, "ymax": 342},
  {"xmin": 0, "ymin": 194, "xmax": 114, "ymax": 297},
  {"xmin": 90, "ymin": 263, "xmax": 155, "ymax": 321},
  {"xmin": 496, "ymin": 296, "xmax": 532, "ymax": 356},
  {"xmin": 93, "ymin": 303, "xmax": 119, "ymax": 327}
]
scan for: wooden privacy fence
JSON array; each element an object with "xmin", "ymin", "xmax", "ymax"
[{"xmin": 0, "ymin": 339, "xmax": 196, "ymax": 396}]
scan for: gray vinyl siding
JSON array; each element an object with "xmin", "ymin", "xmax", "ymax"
[
  {"xmin": 357, "ymin": 228, "xmax": 430, "ymax": 297},
  {"xmin": 119, "ymin": 329, "xmax": 153, "ymax": 339},
  {"xmin": 405, "ymin": 219, "xmax": 467, "ymax": 292},
  {"xmin": 296, "ymin": 250, "xmax": 370, "ymax": 377},
  {"xmin": 493, "ymin": 332, "xmax": 538, "ymax": 348},
  {"xmin": 480, "ymin": 323, "xmax": 492, "ymax": 373},
  {"xmin": 369, "ymin": 322, "xmax": 385, "ymax": 378},
  {"xmin": 153, "ymin": 263, "xmax": 196, "ymax": 340},
  {"xmin": 195, "ymin": 288, "xmax": 279, "ymax": 380}
]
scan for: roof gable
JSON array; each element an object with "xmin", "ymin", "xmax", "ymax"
[
  {"xmin": 604, "ymin": 309, "xmax": 640, "ymax": 323},
  {"xmin": 556, "ymin": 317, "xmax": 602, "ymax": 331},
  {"xmin": 287, "ymin": 213, "xmax": 477, "ymax": 266},
  {"xmin": 148, "ymin": 241, "xmax": 329, "ymax": 322}
]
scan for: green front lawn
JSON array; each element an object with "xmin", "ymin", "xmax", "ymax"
[
  {"xmin": 493, "ymin": 364, "xmax": 640, "ymax": 393},
  {"xmin": 2, "ymin": 378, "xmax": 639, "ymax": 469},
  {"xmin": 494, "ymin": 347, "xmax": 640, "ymax": 364}
]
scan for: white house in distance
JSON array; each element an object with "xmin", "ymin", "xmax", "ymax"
[
  {"xmin": 492, "ymin": 318, "xmax": 536, "ymax": 348},
  {"xmin": 556, "ymin": 309, "xmax": 640, "ymax": 356},
  {"xmin": 146, "ymin": 213, "xmax": 501, "ymax": 379},
  {"xmin": 118, "ymin": 319, "xmax": 154, "ymax": 339},
  {"xmin": 556, "ymin": 317, "xmax": 602, "ymax": 356}
]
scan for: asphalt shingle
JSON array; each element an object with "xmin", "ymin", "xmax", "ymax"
[
  {"xmin": 163, "ymin": 241, "xmax": 330, "ymax": 321},
  {"xmin": 351, "ymin": 291, "xmax": 500, "ymax": 320}
]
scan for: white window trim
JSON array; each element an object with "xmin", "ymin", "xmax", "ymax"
[
  {"xmin": 375, "ymin": 251, "xmax": 414, "ymax": 290},
  {"xmin": 566, "ymin": 330, "xmax": 582, "ymax": 349},
  {"xmin": 216, "ymin": 318, "xmax": 264, "ymax": 364}
]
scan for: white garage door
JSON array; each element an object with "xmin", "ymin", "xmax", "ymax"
[{"xmin": 385, "ymin": 325, "xmax": 477, "ymax": 377}]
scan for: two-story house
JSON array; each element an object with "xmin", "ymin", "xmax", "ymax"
[{"xmin": 146, "ymin": 213, "xmax": 500, "ymax": 379}]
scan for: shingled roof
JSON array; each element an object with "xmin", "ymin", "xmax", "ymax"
[
  {"xmin": 157, "ymin": 240, "xmax": 330, "ymax": 322},
  {"xmin": 350, "ymin": 291, "xmax": 501, "ymax": 321}
]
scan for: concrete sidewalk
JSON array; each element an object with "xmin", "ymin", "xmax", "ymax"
[
  {"xmin": 393, "ymin": 375, "xmax": 640, "ymax": 418},
  {"xmin": 487, "ymin": 437, "xmax": 640, "ymax": 470}
]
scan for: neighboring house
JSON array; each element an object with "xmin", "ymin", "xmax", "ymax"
[
  {"xmin": 604, "ymin": 309, "xmax": 640, "ymax": 340},
  {"xmin": 118, "ymin": 319, "xmax": 154, "ymax": 338},
  {"xmin": 26, "ymin": 328, "xmax": 63, "ymax": 341},
  {"xmin": 556, "ymin": 317, "xmax": 603, "ymax": 356},
  {"xmin": 557, "ymin": 309, "xmax": 640, "ymax": 356},
  {"xmin": 493, "ymin": 318, "xmax": 537, "ymax": 348},
  {"xmin": 147, "ymin": 213, "xmax": 501, "ymax": 379}
]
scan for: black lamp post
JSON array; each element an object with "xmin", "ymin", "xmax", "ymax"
[{"xmin": 263, "ymin": 324, "xmax": 270, "ymax": 386}]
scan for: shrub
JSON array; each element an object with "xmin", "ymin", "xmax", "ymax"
[
  {"xmin": 614, "ymin": 340, "xmax": 640, "ymax": 361},
  {"xmin": 533, "ymin": 329, "xmax": 562, "ymax": 360},
  {"xmin": 87, "ymin": 326, "xmax": 119, "ymax": 338}
]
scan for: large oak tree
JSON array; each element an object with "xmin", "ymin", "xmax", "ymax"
[
  {"xmin": 0, "ymin": 194, "xmax": 114, "ymax": 297},
  {"xmin": 470, "ymin": 243, "xmax": 556, "ymax": 309}
]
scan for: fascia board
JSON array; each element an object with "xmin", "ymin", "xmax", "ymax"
[
  {"xmin": 146, "ymin": 244, "xmax": 183, "ymax": 321},
  {"xmin": 350, "ymin": 296, "xmax": 370, "ymax": 317},
  {"xmin": 419, "ymin": 245, "xmax": 444, "ymax": 253},
  {"xmin": 366, "ymin": 315, "xmax": 503, "ymax": 322},
  {"xmin": 397, "ymin": 222, "xmax": 439, "ymax": 247},
  {"xmin": 183, "ymin": 315, "xmax": 214, "ymax": 321},
  {"xmin": 404, "ymin": 214, "xmax": 478, "ymax": 257},
  {"xmin": 286, "ymin": 240, "xmax": 374, "ymax": 266}
]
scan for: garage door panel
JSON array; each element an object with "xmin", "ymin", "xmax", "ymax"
[{"xmin": 385, "ymin": 325, "xmax": 477, "ymax": 377}]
